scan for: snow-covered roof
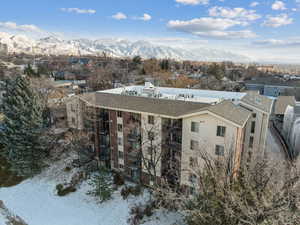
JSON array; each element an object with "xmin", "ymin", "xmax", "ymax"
[{"xmin": 99, "ymin": 84, "xmax": 246, "ymax": 104}]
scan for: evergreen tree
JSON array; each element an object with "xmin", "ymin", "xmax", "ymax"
[
  {"xmin": 88, "ymin": 168, "xmax": 113, "ymax": 203},
  {"xmin": 0, "ymin": 76, "xmax": 47, "ymax": 177},
  {"xmin": 24, "ymin": 64, "xmax": 39, "ymax": 77}
]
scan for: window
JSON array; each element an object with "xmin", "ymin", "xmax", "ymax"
[
  {"xmin": 215, "ymin": 145, "xmax": 225, "ymax": 156},
  {"xmin": 117, "ymin": 111, "xmax": 122, "ymax": 118},
  {"xmin": 249, "ymin": 136, "xmax": 254, "ymax": 148},
  {"xmin": 117, "ymin": 124, "xmax": 123, "ymax": 132},
  {"xmin": 189, "ymin": 174, "xmax": 197, "ymax": 184},
  {"xmin": 119, "ymin": 164, "xmax": 124, "ymax": 169},
  {"xmin": 71, "ymin": 117, "xmax": 76, "ymax": 125},
  {"xmin": 148, "ymin": 115, "xmax": 154, "ymax": 125},
  {"xmin": 190, "ymin": 140, "xmax": 199, "ymax": 150},
  {"xmin": 118, "ymin": 137, "xmax": 123, "ymax": 146},
  {"xmin": 189, "ymin": 186, "xmax": 195, "ymax": 195},
  {"xmin": 217, "ymin": 126, "xmax": 226, "ymax": 137},
  {"xmin": 251, "ymin": 121, "xmax": 256, "ymax": 134},
  {"xmin": 252, "ymin": 113, "xmax": 256, "ymax": 118},
  {"xmin": 118, "ymin": 151, "xmax": 124, "ymax": 159},
  {"xmin": 189, "ymin": 157, "xmax": 197, "ymax": 167},
  {"xmin": 191, "ymin": 122, "xmax": 199, "ymax": 133},
  {"xmin": 148, "ymin": 131, "xmax": 154, "ymax": 141},
  {"xmin": 71, "ymin": 104, "xmax": 76, "ymax": 112}
]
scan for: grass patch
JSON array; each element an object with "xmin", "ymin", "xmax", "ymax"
[{"xmin": 0, "ymin": 155, "xmax": 24, "ymax": 187}]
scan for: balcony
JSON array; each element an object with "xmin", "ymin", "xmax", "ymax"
[
  {"xmin": 127, "ymin": 133, "xmax": 141, "ymax": 142},
  {"xmin": 99, "ymin": 147, "xmax": 110, "ymax": 161},
  {"xmin": 127, "ymin": 148, "xmax": 140, "ymax": 158},
  {"xmin": 163, "ymin": 139, "xmax": 182, "ymax": 149}
]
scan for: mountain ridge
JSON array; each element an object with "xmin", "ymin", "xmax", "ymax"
[{"xmin": 0, "ymin": 32, "xmax": 251, "ymax": 62}]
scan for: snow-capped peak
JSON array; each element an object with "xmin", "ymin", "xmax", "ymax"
[{"xmin": 0, "ymin": 32, "xmax": 251, "ymax": 62}]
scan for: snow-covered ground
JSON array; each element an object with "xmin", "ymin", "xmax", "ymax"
[{"xmin": 0, "ymin": 155, "xmax": 183, "ymax": 225}]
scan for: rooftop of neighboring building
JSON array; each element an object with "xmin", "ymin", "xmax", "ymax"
[
  {"xmin": 244, "ymin": 76, "xmax": 300, "ymax": 87},
  {"xmin": 241, "ymin": 91, "xmax": 274, "ymax": 114},
  {"xmin": 100, "ymin": 82, "xmax": 246, "ymax": 104},
  {"xmin": 274, "ymin": 96, "xmax": 296, "ymax": 115}
]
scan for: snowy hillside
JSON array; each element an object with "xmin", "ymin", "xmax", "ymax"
[{"xmin": 0, "ymin": 32, "xmax": 251, "ymax": 62}]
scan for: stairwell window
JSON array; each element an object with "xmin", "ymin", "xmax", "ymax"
[
  {"xmin": 217, "ymin": 126, "xmax": 226, "ymax": 137},
  {"xmin": 118, "ymin": 151, "xmax": 124, "ymax": 159},
  {"xmin": 249, "ymin": 136, "xmax": 254, "ymax": 148},
  {"xmin": 118, "ymin": 137, "xmax": 123, "ymax": 146},
  {"xmin": 148, "ymin": 131, "xmax": 154, "ymax": 141},
  {"xmin": 251, "ymin": 121, "xmax": 256, "ymax": 134},
  {"xmin": 117, "ymin": 124, "xmax": 123, "ymax": 132},
  {"xmin": 117, "ymin": 111, "xmax": 122, "ymax": 118},
  {"xmin": 190, "ymin": 140, "xmax": 199, "ymax": 150},
  {"xmin": 191, "ymin": 122, "xmax": 199, "ymax": 133},
  {"xmin": 148, "ymin": 115, "xmax": 154, "ymax": 125},
  {"xmin": 215, "ymin": 145, "xmax": 225, "ymax": 156}
]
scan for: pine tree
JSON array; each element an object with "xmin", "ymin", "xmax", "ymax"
[
  {"xmin": 0, "ymin": 76, "xmax": 47, "ymax": 177},
  {"xmin": 88, "ymin": 168, "xmax": 113, "ymax": 203}
]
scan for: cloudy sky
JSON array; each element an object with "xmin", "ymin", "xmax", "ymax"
[{"xmin": 1, "ymin": 0, "xmax": 300, "ymax": 63}]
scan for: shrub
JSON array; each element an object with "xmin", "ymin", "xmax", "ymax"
[
  {"xmin": 131, "ymin": 185, "xmax": 142, "ymax": 196},
  {"xmin": 56, "ymin": 184, "xmax": 76, "ymax": 196},
  {"xmin": 128, "ymin": 201, "xmax": 155, "ymax": 225},
  {"xmin": 87, "ymin": 169, "xmax": 113, "ymax": 203},
  {"xmin": 121, "ymin": 185, "xmax": 142, "ymax": 199},
  {"xmin": 121, "ymin": 186, "xmax": 131, "ymax": 200},
  {"xmin": 113, "ymin": 172, "xmax": 125, "ymax": 186},
  {"xmin": 64, "ymin": 166, "xmax": 72, "ymax": 172},
  {"xmin": 0, "ymin": 155, "xmax": 24, "ymax": 187},
  {"xmin": 128, "ymin": 204, "xmax": 144, "ymax": 225}
]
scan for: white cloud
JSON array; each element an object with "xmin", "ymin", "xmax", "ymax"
[
  {"xmin": 112, "ymin": 12, "xmax": 127, "ymax": 20},
  {"xmin": 167, "ymin": 17, "xmax": 256, "ymax": 39},
  {"xmin": 134, "ymin": 14, "xmax": 152, "ymax": 21},
  {"xmin": 262, "ymin": 14, "xmax": 293, "ymax": 27},
  {"xmin": 250, "ymin": 2, "xmax": 259, "ymax": 7},
  {"xmin": 253, "ymin": 38, "xmax": 300, "ymax": 47},
  {"xmin": 209, "ymin": 7, "xmax": 261, "ymax": 21},
  {"xmin": 60, "ymin": 8, "xmax": 96, "ymax": 14},
  {"xmin": 0, "ymin": 21, "xmax": 42, "ymax": 32},
  {"xmin": 175, "ymin": 0, "xmax": 209, "ymax": 5},
  {"xmin": 271, "ymin": 1, "xmax": 286, "ymax": 10}
]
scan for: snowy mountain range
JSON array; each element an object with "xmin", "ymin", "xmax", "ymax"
[{"xmin": 0, "ymin": 32, "xmax": 251, "ymax": 62}]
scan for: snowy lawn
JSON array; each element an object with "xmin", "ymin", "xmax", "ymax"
[{"xmin": 0, "ymin": 156, "xmax": 183, "ymax": 225}]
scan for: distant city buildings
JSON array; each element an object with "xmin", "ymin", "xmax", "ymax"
[{"xmin": 244, "ymin": 76, "xmax": 300, "ymax": 99}]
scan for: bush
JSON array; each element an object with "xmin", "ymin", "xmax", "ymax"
[
  {"xmin": 121, "ymin": 185, "xmax": 142, "ymax": 200},
  {"xmin": 64, "ymin": 166, "xmax": 72, "ymax": 172},
  {"xmin": 56, "ymin": 184, "xmax": 76, "ymax": 196},
  {"xmin": 128, "ymin": 201, "xmax": 155, "ymax": 225},
  {"xmin": 121, "ymin": 186, "xmax": 131, "ymax": 199},
  {"xmin": 128, "ymin": 204, "xmax": 144, "ymax": 225},
  {"xmin": 0, "ymin": 155, "xmax": 24, "ymax": 187},
  {"xmin": 113, "ymin": 172, "xmax": 125, "ymax": 186}
]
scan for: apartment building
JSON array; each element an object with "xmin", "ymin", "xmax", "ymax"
[{"xmin": 66, "ymin": 83, "xmax": 273, "ymax": 189}]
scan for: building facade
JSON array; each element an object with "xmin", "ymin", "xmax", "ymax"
[{"xmin": 66, "ymin": 83, "xmax": 273, "ymax": 189}]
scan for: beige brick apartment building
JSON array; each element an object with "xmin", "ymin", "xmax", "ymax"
[{"xmin": 66, "ymin": 83, "xmax": 273, "ymax": 189}]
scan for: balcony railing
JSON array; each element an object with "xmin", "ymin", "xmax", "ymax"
[
  {"xmin": 127, "ymin": 133, "xmax": 141, "ymax": 142},
  {"xmin": 99, "ymin": 147, "xmax": 110, "ymax": 161},
  {"xmin": 163, "ymin": 139, "xmax": 182, "ymax": 148},
  {"xmin": 127, "ymin": 148, "xmax": 141, "ymax": 158}
]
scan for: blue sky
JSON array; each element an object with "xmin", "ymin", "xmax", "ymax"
[{"xmin": 1, "ymin": 0, "xmax": 300, "ymax": 62}]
